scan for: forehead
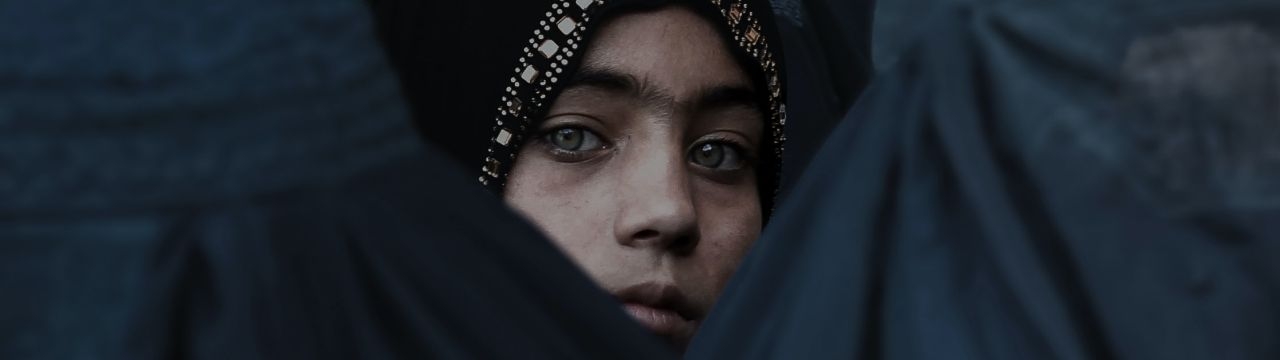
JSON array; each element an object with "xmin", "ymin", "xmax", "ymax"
[{"xmin": 580, "ymin": 6, "xmax": 752, "ymax": 99}]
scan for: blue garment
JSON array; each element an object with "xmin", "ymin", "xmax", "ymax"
[
  {"xmin": 689, "ymin": 1, "xmax": 1280, "ymax": 359},
  {"xmin": 0, "ymin": 0, "xmax": 672, "ymax": 358}
]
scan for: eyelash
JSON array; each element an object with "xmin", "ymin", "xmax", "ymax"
[
  {"xmin": 536, "ymin": 125, "xmax": 610, "ymax": 162},
  {"xmin": 694, "ymin": 135, "xmax": 754, "ymax": 166},
  {"xmin": 533, "ymin": 123, "xmax": 756, "ymax": 170}
]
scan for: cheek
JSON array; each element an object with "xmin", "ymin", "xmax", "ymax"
[
  {"xmin": 690, "ymin": 178, "xmax": 762, "ymax": 290},
  {"xmin": 504, "ymin": 151, "xmax": 615, "ymax": 275}
]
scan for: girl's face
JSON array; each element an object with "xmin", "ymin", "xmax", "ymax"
[{"xmin": 504, "ymin": 6, "xmax": 763, "ymax": 350}]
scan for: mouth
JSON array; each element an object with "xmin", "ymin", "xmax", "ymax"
[{"xmin": 613, "ymin": 282, "xmax": 700, "ymax": 345}]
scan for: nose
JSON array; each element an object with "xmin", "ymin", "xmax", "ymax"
[{"xmin": 613, "ymin": 144, "xmax": 699, "ymax": 255}]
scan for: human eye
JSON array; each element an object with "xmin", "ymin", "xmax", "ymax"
[
  {"xmin": 539, "ymin": 125, "xmax": 608, "ymax": 162},
  {"xmin": 688, "ymin": 138, "xmax": 749, "ymax": 171}
]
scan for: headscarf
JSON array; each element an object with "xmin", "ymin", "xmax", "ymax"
[
  {"xmin": 767, "ymin": 0, "xmax": 874, "ymax": 197},
  {"xmin": 688, "ymin": 0, "xmax": 1280, "ymax": 358},
  {"xmin": 367, "ymin": 0, "xmax": 788, "ymax": 213},
  {"xmin": 0, "ymin": 0, "xmax": 675, "ymax": 358}
]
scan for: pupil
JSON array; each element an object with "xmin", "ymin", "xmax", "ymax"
[
  {"xmin": 698, "ymin": 143, "xmax": 722, "ymax": 167},
  {"xmin": 556, "ymin": 128, "xmax": 581, "ymax": 150}
]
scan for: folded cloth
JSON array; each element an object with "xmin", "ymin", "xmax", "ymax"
[
  {"xmin": 0, "ymin": 0, "xmax": 672, "ymax": 358},
  {"xmin": 689, "ymin": 1, "xmax": 1280, "ymax": 358}
]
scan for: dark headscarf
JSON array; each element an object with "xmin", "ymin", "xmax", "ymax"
[
  {"xmin": 689, "ymin": 0, "xmax": 1280, "ymax": 358},
  {"xmin": 768, "ymin": 0, "xmax": 874, "ymax": 197},
  {"xmin": 0, "ymin": 0, "xmax": 674, "ymax": 358},
  {"xmin": 367, "ymin": 0, "xmax": 788, "ymax": 213}
]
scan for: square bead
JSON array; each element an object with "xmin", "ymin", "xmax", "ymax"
[
  {"xmin": 556, "ymin": 16, "xmax": 577, "ymax": 35},
  {"xmin": 520, "ymin": 65, "xmax": 540, "ymax": 83},
  {"xmin": 745, "ymin": 27, "xmax": 760, "ymax": 44},
  {"xmin": 496, "ymin": 129, "xmax": 513, "ymax": 146},
  {"xmin": 537, "ymin": 39, "xmax": 560, "ymax": 58},
  {"xmin": 576, "ymin": 0, "xmax": 593, "ymax": 10}
]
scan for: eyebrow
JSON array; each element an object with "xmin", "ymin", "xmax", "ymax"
[
  {"xmin": 564, "ymin": 65, "xmax": 760, "ymax": 114},
  {"xmin": 564, "ymin": 66, "xmax": 668, "ymax": 106}
]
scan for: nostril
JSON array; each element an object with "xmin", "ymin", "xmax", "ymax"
[
  {"xmin": 668, "ymin": 235, "xmax": 698, "ymax": 255},
  {"xmin": 627, "ymin": 229, "xmax": 698, "ymax": 254},
  {"xmin": 634, "ymin": 229, "xmax": 660, "ymax": 240}
]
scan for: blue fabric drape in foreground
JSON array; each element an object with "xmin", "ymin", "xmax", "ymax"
[
  {"xmin": 0, "ymin": 0, "xmax": 673, "ymax": 358},
  {"xmin": 5, "ymin": 0, "xmax": 1279, "ymax": 358},
  {"xmin": 688, "ymin": 0, "xmax": 1280, "ymax": 359}
]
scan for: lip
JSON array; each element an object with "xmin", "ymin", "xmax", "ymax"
[
  {"xmin": 621, "ymin": 303, "xmax": 688, "ymax": 335},
  {"xmin": 613, "ymin": 282, "xmax": 700, "ymax": 340}
]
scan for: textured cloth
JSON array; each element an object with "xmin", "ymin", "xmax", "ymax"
[
  {"xmin": 768, "ymin": 0, "xmax": 874, "ymax": 197},
  {"xmin": 0, "ymin": 0, "xmax": 673, "ymax": 358},
  {"xmin": 689, "ymin": 0, "xmax": 1280, "ymax": 359}
]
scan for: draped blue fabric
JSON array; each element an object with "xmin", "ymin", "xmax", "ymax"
[
  {"xmin": 0, "ymin": 0, "xmax": 672, "ymax": 358},
  {"xmin": 689, "ymin": 1, "xmax": 1280, "ymax": 359}
]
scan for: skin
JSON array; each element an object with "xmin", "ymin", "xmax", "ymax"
[{"xmin": 504, "ymin": 6, "xmax": 764, "ymax": 350}]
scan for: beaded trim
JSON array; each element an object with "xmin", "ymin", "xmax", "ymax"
[{"xmin": 479, "ymin": 0, "xmax": 786, "ymax": 198}]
